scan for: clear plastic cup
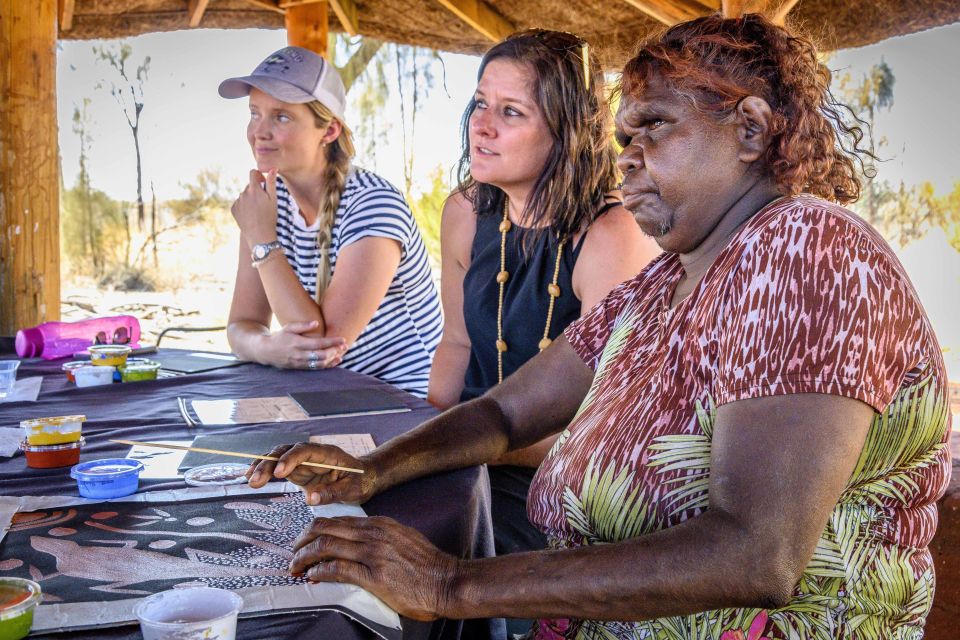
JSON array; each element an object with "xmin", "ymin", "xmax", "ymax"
[
  {"xmin": 134, "ymin": 587, "xmax": 243, "ymax": 640},
  {"xmin": 0, "ymin": 361, "xmax": 20, "ymax": 399}
]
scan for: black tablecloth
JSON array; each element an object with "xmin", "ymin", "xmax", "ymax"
[{"xmin": 0, "ymin": 351, "xmax": 505, "ymax": 640}]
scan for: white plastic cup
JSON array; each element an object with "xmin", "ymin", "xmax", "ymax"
[
  {"xmin": 73, "ymin": 364, "xmax": 114, "ymax": 388},
  {"xmin": 0, "ymin": 360, "xmax": 20, "ymax": 398},
  {"xmin": 134, "ymin": 587, "xmax": 243, "ymax": 640}
]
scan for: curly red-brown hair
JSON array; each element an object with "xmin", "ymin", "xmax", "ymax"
[{"xmin": 619, "ymin": 13, "xmax": 871, "ymax": 204}]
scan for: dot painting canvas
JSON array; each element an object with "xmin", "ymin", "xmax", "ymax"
[{"xmin": 0, "ymin": 484, "xmax": 400, "ymax": 637}]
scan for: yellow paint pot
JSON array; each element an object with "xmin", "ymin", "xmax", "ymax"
[
  {"xmin": 88, "ymin": 344, "xmax": 131, "ymax": 367},
  {"xmin": 20, "ymin": 415, "xmax": 86, "ymax": 446}
]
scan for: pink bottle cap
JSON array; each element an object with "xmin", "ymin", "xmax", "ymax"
[{"xmin": 15, "ymin": 327, "xmax": 43, "ymax": 358}]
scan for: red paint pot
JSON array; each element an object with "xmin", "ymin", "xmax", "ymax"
[{"xmin": 20, "ymin": 437, "xmax": 85, "ymax": 469}]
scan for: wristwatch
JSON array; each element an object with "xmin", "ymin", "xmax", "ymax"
[{"xmin": 251, "ymin": 240, "xmax": 282, "ymax": 267}]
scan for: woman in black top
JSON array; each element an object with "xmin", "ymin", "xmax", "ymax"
[{"xmin": 427, "ymin": 30, "xmax": 660, "ymax": 575}]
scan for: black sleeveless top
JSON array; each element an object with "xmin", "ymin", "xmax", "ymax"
[{"xmin": 460, "ymin": 202, "xmax": 619, "ymax": 401}]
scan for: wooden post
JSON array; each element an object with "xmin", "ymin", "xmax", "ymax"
[
  {"xmin": 0, "ymin": 0, "xmax": 60, "ymax": 334},
  {"xmin": 285, "ymin": 0, "xmax": 329, "ymax": 57}
]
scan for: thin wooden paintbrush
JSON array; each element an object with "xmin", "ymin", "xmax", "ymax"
[{"xmin": 110, "ymin": 439, "xmax": 364, "ymax": 474}]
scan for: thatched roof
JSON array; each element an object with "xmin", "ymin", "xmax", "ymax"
[{"xmin": 60, "ymin": 1, "xmax": 960, "ymax": 66}]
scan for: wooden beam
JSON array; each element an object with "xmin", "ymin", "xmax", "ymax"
[
  {"xmin": 58, "ymin": 0, "xmax": 75, "ymax": 31},
  {"xmin": 187, "ymin": 0, "xmax": 210, "ymax": 28},
  {"xmin": 0, "ymin": 0, "xmax": 61, "ymax": 333},
  {"xmin": 285, "ymin": 0, "xmax": 329, "ymax": 57},
  {"xmin": 770, "ymin": 0, "xmax": 800, "ymax": 24},
  {"xmin": 721, "ymin": 0, "xmax": 750, "ymax": 16},
  {"xmin": 243, "ymin": 0, "xmax": 286, "ymax": 14},
  {"xmin": 721, "ymin": 0, "xmax": 800, "ymax": 23},
  {"xmin": 434, "ymin": 0, "xmax": 515, "ymax": 42},
  {"xmin": 623, "ymin": 0, "xmax": 710, "ymax": 25},
  {"xmin": 329, "ymin": 0, "xmax": 359, "ymax": 37}
]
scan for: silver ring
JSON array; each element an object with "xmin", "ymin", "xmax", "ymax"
[
  {"xmin": 308, "ymin": 360, "xmax": 318, "ymax": 370},
  {"xmin": 307, "ymin": 350, "xmax": 319, "ymax": 362}
]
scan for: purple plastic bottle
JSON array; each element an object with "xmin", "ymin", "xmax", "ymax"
[{"xmin": 15, "ymin": 315, "xmax": 141, "ymax": 360}]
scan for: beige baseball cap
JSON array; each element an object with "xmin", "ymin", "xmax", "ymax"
[{"xmin": 219, "ymin": 46, "xmax": 346, "ymax": 122}]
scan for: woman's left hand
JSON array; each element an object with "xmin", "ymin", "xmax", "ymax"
[
  {"xmin": 231, "ymin": 169, "xmax": 279, "ymax": 247},
  {"xmin": 290, "ymin": 516, "xmax": 461, "ymax": 621}
]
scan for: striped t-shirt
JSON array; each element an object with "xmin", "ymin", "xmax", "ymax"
[{"xmin": 274, "ymin": 168, "xmax": 442, "ymax": 397}]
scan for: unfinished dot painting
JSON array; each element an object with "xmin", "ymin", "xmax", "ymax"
[{"xmin": 0, "ymin": 486, "xmax": 399, "ymax": 635}]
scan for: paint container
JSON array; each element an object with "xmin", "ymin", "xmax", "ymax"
[
  {"xmin": 135, "ymin": 587, "xmax": 243, "ymax": 640},
  {"xmin": 20, "ymin": 438, "xmax": 85, "ymax": 469},
  {"xmin": 0, "ymin": 578, "xmax": 41, "ymax": 640},
  {"xmin": 70, "ymin": 458, "xmax": 144, "ymax": 499},
  {"xmin": 0, "ymin": 361, "xmax": 19, "ymax": 400},
  {"xmin": 20, "ymin": 415, "xmax": 85, "ymax": 446},
  {"xmin": 61, "ymin": 360, "xmax": 86, "ymax": 383},
  {"xmin": 87, "ymin": 344, "xmax": 131, "ymax": 367},
  {"xmin": 119, "ymin": 360, "xmax": 161, "ymax": 383},
  {"xmin": 73, "ymin": 365, "xmax": 115, "ymax": 388},
  {"xmin": 184, "ymin": 463, "xmax": 250, "ymax": 487}
]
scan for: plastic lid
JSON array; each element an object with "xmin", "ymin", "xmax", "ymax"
[
  {"xmin": 120, "ymin": 358, "xmax": 159, "ymax": 369},
  {"xmin": 0, "ymin": 577, "xmax": 42, "ymax": 621},
  {"xmin": 14, "ymin": 327, "xmax": 42, "ymax": 358},
  {"xmin": 20, "ymin": 415, "xmax": 87, "ymax": 429},
  {"xmin": 184, "ymin": 463, "xmax": 250, "ymax": 486},
  {"xmin": 123, "ymin": 362, "xmax": 161, "ymax": 372},
  {"xmin": 88, "ymin": 344, "xmax": 132, "ymax": 355},
  {"xmin": 61, "ymin": 361, "xmax": 87, "ymax": 371},
  {"xmin": 70, "ymin": 458, "xmax": 144, "ymax": 479},
  {"xmin": 21, "ymin": 436, "xmax": 85, "ymax": 452}
]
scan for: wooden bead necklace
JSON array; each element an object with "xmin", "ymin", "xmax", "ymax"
[{"xmin": 496, "ymin": 196, "xmax": 565, "ymax": 384}]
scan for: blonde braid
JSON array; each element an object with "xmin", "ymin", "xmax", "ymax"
[{"xmin": 306, "ymin": 101, "xmax": 356, "ymax": 302}]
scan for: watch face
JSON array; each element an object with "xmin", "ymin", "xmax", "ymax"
[{"xmin": 253, "ymin": 245, "xmax": 268, "ymax": 260}]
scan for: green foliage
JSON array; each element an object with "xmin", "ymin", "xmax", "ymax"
[
  {"xmin": 61, "ymin": 183, "xmax": 128, "ymax": 277},
  {"xmin": 848, "ymin": 179, "xmax": 950, "ymax": 248},
  {"xmin": 167, "ymin": 169, "xmax": 233, "ymax": 223},
  {"xmin": 409, "ymin": 166, "xmax": 449, "ymax": 264},
  {"xmin": 835, "ymin": 60, "xmax": 958, "ymax": 249}
]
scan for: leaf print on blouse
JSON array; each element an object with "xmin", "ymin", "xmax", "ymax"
[
  {"xmin": 549, "ymin": 305, "xmax": 642, "ymax": 458},
  {"xmin": 845, "ymin": 375, "xmax": 948, "ymax": 511},
  {"xmin": 562, "ymin": 454, "xmax": 662, "ymax": 544},
  {"xmin": 646, "ymin": 399, "xmax": 716, "ymax": 518}
]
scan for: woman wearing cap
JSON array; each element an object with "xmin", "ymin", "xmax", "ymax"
[
  {"xmin": 426, "ymin": 30, "xmax": 659, "ymax": 564},
  {"xmin": 220, "ymin": 47, "xmax": 442, "ymax": 398}
]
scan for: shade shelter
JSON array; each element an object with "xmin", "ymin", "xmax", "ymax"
[{"xmin": 2, "ymin": 0, "xmax": 959, "ymax": 332}]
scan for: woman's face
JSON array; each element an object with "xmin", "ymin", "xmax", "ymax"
[
  {"xmin": 615, "ymin": 75, "xmax": 749, "ymax": 254},
  {"xmin": 468, "ymin": 59, "xmax": 553, "ymax": 197},
  {"xmin": 246, "ymin": 88, "xmax": 327, "ymax": 174}
]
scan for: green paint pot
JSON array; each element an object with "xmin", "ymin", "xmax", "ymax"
[
  {"xmin": 119, "ymin": 360, "xmax": 161, "ymax": 382},
  {"xmin": 0, "ymin": 578, "xmax": 41, "ymax": 640}
]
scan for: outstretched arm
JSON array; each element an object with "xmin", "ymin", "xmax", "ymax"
[
  {"xmin": 248, "ymin": 335, "xmax": 594, "ymax": 503},
  {"xmin": 290, "ymin": 392, "xmax": 872, "ymax": 622}
]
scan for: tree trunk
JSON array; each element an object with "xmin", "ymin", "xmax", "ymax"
[
  {"xmin": 0, "ymin": 0, "xmax": 60, "ymax": 333},
  {"xmin": 150, "ymin": 182, "xmax": 158, "ymax": 268},
  {"xmin": 133, "ymin": 124, "xmax": 145, "ymax": 230}
]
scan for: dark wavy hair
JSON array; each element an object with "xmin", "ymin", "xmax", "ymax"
[
  {"xmin": 618, "ymin": 13, "xmax": 873, "ymax": 204},
  {"xmin": 455, "ymin": 29, "xmax": 620, "ymax": 247}
]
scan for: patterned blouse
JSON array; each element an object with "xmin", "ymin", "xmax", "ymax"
[{"xmin": 527, "ymin": 195, "xmax": 951, "ymax": 639}]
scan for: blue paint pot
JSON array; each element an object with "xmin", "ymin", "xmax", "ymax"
[{"xmin": 70, "ymin": 458, "xmax": 145, "ymax": 499}]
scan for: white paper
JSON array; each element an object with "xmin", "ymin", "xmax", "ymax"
[
  {"xmin": 125, "ymin": 440, "xmax": 190, "ymax": 479},
  {"xmin": 0, "ymin": 427, "xmax": 22, "ymax": 457},
  {"xmin": 309, "ymin": 433, "xmax": 377, "ymax": 457},
  {"xmin": 190, "ymin": 396, "xmax": 310, "ymax": 424},
  {"xmin": 0, "ymin": 375, "xmax": 43, "ymax": 403}
]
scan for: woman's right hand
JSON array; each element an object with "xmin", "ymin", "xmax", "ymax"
[
  {"xmin": 246, "ymin": 443, "xmax": 379, "ymax": 506},
  {"xmin": 256, "ymin": 320, "xmax": 348, "ymax": 370}
]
